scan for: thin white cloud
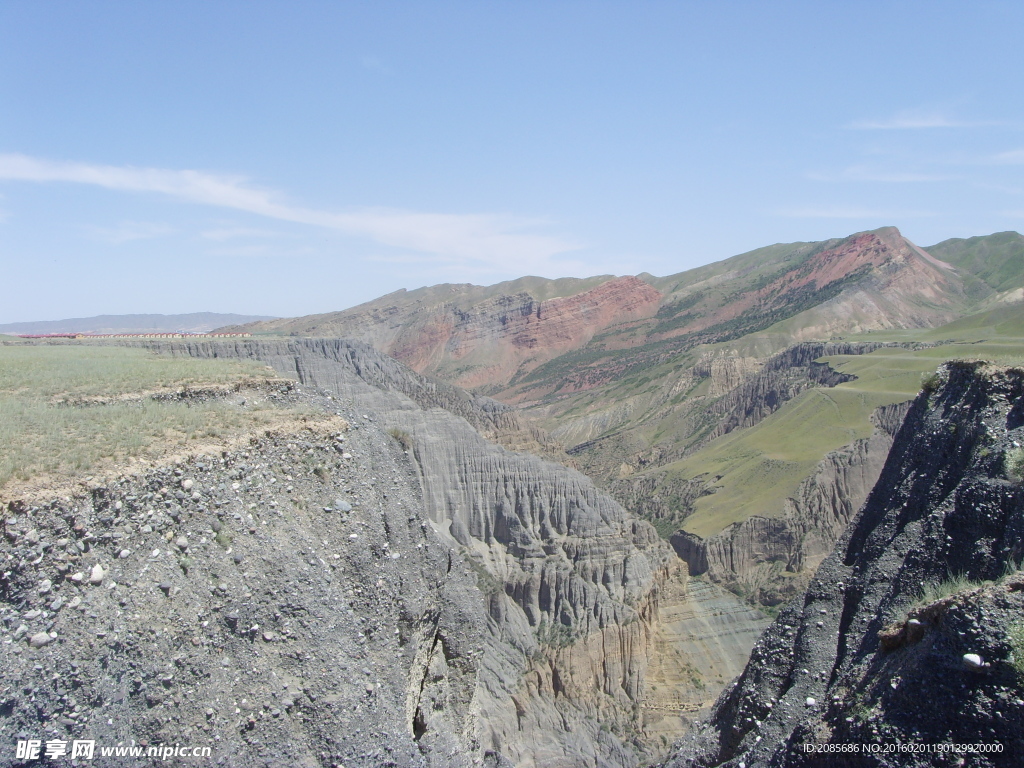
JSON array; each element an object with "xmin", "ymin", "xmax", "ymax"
[
  {"xmin": 205, "ymin": 244, "xmax": 317, "ymax": 259},
  {"xmin": 201, "ymin": 226, "xmax": 288, "ymax": 241},
  {"xmin": 0, "ymin": 153, "xmax": 583, "ymax": 270},
  {"xmin": 992, "ymin": 149, "xmax": 1024, "ymax": 165},
  {"xmin": 848, "ymin": 111, "xmax": 997, "ymax": 130},
  {"xmin": 774, "ymin": 206, "xmax": 936, "ymax": 219},
  {"xmin": 90, "ymin": 220, "xmax": 174, "ymax": 244},
  {"xmin": 972, "ymin": 181, "xmax": 1023, "ymax": 195},
  {"xmin": 807, "ymin": 166, "xmax": 953, "ymax": 183},
  {"xmin": 359, "ymin": 55, "xmax": 387, "ymax": 72}
]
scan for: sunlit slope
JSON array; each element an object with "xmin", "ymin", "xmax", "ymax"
[
  {"xmin": 675, "ymin": 388, "xmax": 876, "ymax": 538},
  {"xmin": 660, "ymin": 310, "xmax": 1024, "ymax": 539},
  {"xmin": 926, "ymin": 230, "xmax": 1024, "ymax": 300}
]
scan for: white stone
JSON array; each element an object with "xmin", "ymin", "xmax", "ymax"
[{"xmin": 963, "ymin": 653, "xmax": 986, "ymax": 670}]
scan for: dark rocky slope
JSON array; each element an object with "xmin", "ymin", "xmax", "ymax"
[
  {"xmin": 662, "ymin": 361, "xmax": 1024, "ymax": 767},
  {"xmin": 1, "ymin": 400, "xmax": 484, "ymax": 767}
]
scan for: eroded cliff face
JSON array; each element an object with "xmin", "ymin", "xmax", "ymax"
[
  {"xmin": 663, "ymin": 362, "xmax": 1024, "ymax": 768},
  {"xmin": 252, "ymin": 276, "xmax": 663, "ymax": 393},
  {"xmin": 695, "ymin": 343, "xmax": 867, "ymax": 448},
  {"xmin": 138, "ymin": 338, "xmax": 768, "ymax": 766},
  {"xmin": 431, "ymin": 276, "xmax": 662, "ymax": 390},
  {"xmin": 568, "ymin": 342, "xmax": 890, "ymax": 489},
  {"xmin": 670, "ymin": 403, "xmax": 909, "ymax": 607}
]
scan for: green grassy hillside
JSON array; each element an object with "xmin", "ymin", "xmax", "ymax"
[
  {"xmin": 927, "ymin": 231, "xmax": 1024, "ymax": 299},
  {"xmin": 669, "ymin": 311, "xmax": 1024, "ymax": 539}
]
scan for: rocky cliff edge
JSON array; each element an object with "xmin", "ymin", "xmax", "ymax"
[{"xmin": 663, "ymin": 361, "xmax": 1024, "ymax": 767}]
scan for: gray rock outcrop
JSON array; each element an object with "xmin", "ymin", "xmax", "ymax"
[
  {"xmin": 1, "ymin": 403, "xmax": 484, "ymax": 767},
  {"xmin": 68, "ymin": 337, "xmax": 767, "ymax": 766}
]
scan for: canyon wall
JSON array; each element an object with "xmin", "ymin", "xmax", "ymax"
[
  {"xmin": 151, "ymin": 338, "xmax": 769, "ymax": 765},
  {"xmin": 663, "ymin": 362, "xmax": 1024, "ymax": 767},
  {"xmin": 669, "ymin": 402, "xmax": 910, "ymax": 606}
]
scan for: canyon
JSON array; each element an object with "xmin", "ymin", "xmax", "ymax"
[
  {"xmin": 226, "ymin": 228, "xmax": 1024, "ymax": 610},
  {"xmin": 0, "ymin": 339, "xmax": 769, "ymax": 767},
  {"xmin": 2, "ymin": 225, "xmax": 1022, "ymax": 767}
]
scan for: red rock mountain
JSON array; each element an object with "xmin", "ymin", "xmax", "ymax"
[{"xmin": 223, "ymin": 227, "xmax": 965, "ymax": 394}]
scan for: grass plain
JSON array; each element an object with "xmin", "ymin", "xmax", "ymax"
[{"xmin": 0, "ymin": 343, "xmax": 311, "ymax": 492}]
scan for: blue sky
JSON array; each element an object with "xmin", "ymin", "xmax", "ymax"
[{"xmin": 1, "ymin": 2, "xmax": 1022, "ymax": 323}]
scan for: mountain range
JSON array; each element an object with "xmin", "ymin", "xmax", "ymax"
[
  {"xmin": 0, "ymin": 312, "xmax": 277, "ymax": 336},
  {"xmin": 220, "ymin": 227, "xmax": 1024, "ymax": 609},
  {"xmin": 221, "ymin": 228, "xmax": 1022, "ymax": 397}
]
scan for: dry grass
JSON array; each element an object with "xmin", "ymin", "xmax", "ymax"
[
  {"xmin": 0, "ymin": 343, "xmax": 322, "ymax": 494},
  {"xmin": 0, "ymin": 344, "xmax": 268, "ymax": 398}
]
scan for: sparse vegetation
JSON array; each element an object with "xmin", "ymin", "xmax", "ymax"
[
  {"xmin": 0, "ymin": 343, "xmax": 317, "ymax": 491},
  {"xmin": 388, "ymin": 427, "xmax": 413, "ymax": 451},
  {"xmin": 1008, "ymin": 621, "xmax": 1024, "ymax": 679},
  {"xmin": 465, "ymin": 556, "xmax": 503, "ymax": 596},
  {"xmin": 920, "ymin": 371, "xmax": 941, "ymax": 394},
  {"xmin": 536, "ymin": 619, "xmax": 579, "ymax": 648},
  {"xmin": 913, "ymin": 572, "xmax": 987, "ymax": 610},
  {"xmin": 1005, "ymin": 447, "xmax": 1024, "ymax": 482},
  {"xmin": 680, "ymin": 661, "xmax": 706, "ymax": 691},
  {"xmin": 848, "ymin": 700, "xmax": 873, "ymax": 724}
]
